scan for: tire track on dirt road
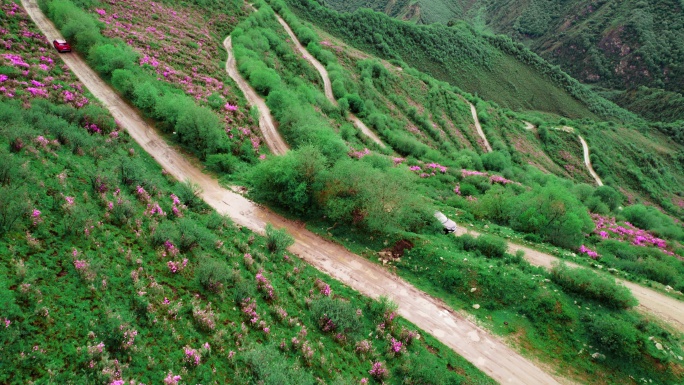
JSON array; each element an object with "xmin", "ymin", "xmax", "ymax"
[
  {"xmin": 23, "ymin": 1, "xmax": 565, "ymax": 382},
  {"xmin": 454, "ymin": 226, "xmax": 684, "ymax": 333},
  {"xmin": 223, "ymin": 36, "xmax": 289, "ymax": 155},
  {"xmin": 273, "ymin": 13, "xmax": 386, "ymax": 148}
]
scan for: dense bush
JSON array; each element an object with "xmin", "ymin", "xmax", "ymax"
[
  {"xmin": 250, "ymin": 147, "xmax": 432, "ymax": 235},
  {"xmin": 238, "ymin": 345, "xmax": 316, "ymax": 385},
  {"xmin": 197, "ymin": 257, "xmax": 237, "ymax": 293},
  {"xmin": 550, "ymin": 263, "xmax": 638, "ymax": 309},
  {"xmin": 310, "ymin": 296, "xmax": 361, "ymax": 335},
  {"xmin": 265, "ymin": 223, "xmax": 295, "ymax": 252},
  {"xmin": 584, "ymin": 314, "xmax": 641, "ymax": 360}
]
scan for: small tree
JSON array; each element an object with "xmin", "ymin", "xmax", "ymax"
[{"xmin": 265, "ymin": 224, "xmax": 294, "ymax": 253}]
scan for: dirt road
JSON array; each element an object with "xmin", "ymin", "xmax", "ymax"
[
  {"xmin": 273, "ymin": 13, "xmax": 386, "ymax": 148},
  {"xmin": 469, "ymin": 103, "xmax": 492, "ymax": 152},
  {"xmin": 23, "ymin": 1, "xmax": 565, "ymax": 383},
  {"xmin": 578, "ymin": 135, "xmax": 603, "ymax": 186},
  {"xmin": 526, "ymin": 123, "xmax": 602, "ymax": 186},
  {"xmin": 223, "ymin": 36, "xmax": 289, "ymax": 155},
  {"xmin": 455, "ymin": 226, "xmax": 684, "ymax": 333}
]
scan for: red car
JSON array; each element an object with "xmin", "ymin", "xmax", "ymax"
[{"xmin": 52, "ymin": 39, "xmax": 71, "ymax": 53}]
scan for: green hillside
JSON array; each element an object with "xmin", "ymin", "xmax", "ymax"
[
  {"xmin": 287, "ymin": 0, "xmax": 637, "ymax": 122},
  {"xmin": 320, "ymin": 0, "xmax": 684, "ymax": 122},
  {"xmin": 4, "ymin": 0, "xmax": 684, "ymax": 383}
]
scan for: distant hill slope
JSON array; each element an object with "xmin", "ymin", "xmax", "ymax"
[
  {"xmin": 288, "ymin": 0, "xmax": 636, "ymax": 122},
  {"xmin": 320, "ymin": 0, "xmax": 684, "ymax": 122}
]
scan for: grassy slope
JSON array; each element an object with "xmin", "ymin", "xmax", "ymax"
[
  {"xmin": 8, "ymin": 0, "xmax": 680, "ymax": 381},
  {"xmin": 0, "ymin": 1, "xmax": 495, "ymax": 384}
]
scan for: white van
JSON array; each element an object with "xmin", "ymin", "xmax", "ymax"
[{"xmin": 434, "ymin": 211, "xmax": 457, "ymax": 234}]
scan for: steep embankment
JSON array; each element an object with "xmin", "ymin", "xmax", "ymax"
[
  {"xmin": 223, "ymin": 36, "xmax": 289, "ymax": 155},
  {"xmin": 273, "ymin": 12, "xmax": 386, "ymax": 147},
  {"xmin": 22, "ymin": 0, "xmax": 564, "ymax": 383}
]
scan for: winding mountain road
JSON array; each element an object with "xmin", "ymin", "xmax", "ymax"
[
  {"xmin": 22, "ymin": 0, "xmax": 566, "ymax": 383},
  {"xmin": 524, "ymin": 122, "xmax": 603, "ymax": 186},
  {"xmin": 578, "ymin": 135, "xmax": 603, "ymax": 186},
  {"xmin": 470, "ymin": 103, "xmax": 492, "ymax": 152},
  {"xmin": 223, "ymin": 36, "xmax": 289, "ymax": 155},
  {"xmin": 273, "ymin": 13, "xmax": 386, "ymax": 148},
  {"xmin": 455, "ymin": 226, "xmax": 684, "ymax": 333}
]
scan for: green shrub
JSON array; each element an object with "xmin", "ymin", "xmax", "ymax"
[
  {"xmin": 367, "ymin": 295, "xmax": 398, "ymax": 322},
  {"xmin": 175, "ymin": 181, "xmax": 203, "ymax": 210},
  {"xmin": 310, "ymin": 296, "xmax": 361, "ymax": 335},
  {"xmin": 197, "ymin": 257, "xmax": 237, "ymax": 293},
  {"xmin": 239, "ymin": 345, "xmax": 315, "ymax": 385},
  {"xmin": 0, "ymin": 186, "xmax": 29, "ymax": 235},
  {"xmin": 481, "ymin": 151, "xmax": 510, "ymax": 172},
  {"xmin": 206, "ymin": 153, "xmax": 238, "ymax": 173},
  {"xmin": 475, "ymin": 235, "xmax": 508, "ymax": 258},
  {"xmin": 265, "ymin": 224, "xmax": 294, "ymax": 252},
  {"xmin": 550, "ymin": 263, "xmax": 638, "ymax": 309},
  {"xmin": 249, "ymin": 68, "xmax": 281, "ymax": 95},
  {"xmin": 395, "ymin": 354, "xmax": 465, "ymax": 385},
  {"xmin": 584, "ymin": 314, "xmax": 641, "ymax": 359}
]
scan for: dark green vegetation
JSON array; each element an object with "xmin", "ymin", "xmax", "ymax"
[
  {"xmin": 0, "ymin": 98, "xmax": 494, "ymax": 384},
  {"xmin": 287, "ymin": 0, "xmax": 638, "ymax": 121},
  {"xmin": 321, "ymin": 0, "xmax": 684, "ymax": 124}
]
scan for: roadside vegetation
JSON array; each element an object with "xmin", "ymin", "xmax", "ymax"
[{"xmin": 5, "ymin": 0, "xmax": 684, "ymax": 383}]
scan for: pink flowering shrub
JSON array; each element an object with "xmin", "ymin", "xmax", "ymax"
[
  {"xmin": 388, "ymin": 337, "xmax": 405, "ymax": 356},
  {"xmin": 579, "ymin": 245, "xmax": 599, "ymax": 259},
  {"xmin": 314, "ymin": 278, "xmax": 331, "ymax": 296},
  {"xmin": 183, "ymin": 346, "xmax": 201, "ymax": 366},
  {"xmin": 256, "ymin": 270, "xmax": 275, "ymax": 301},
  {"xmin": 591, "ymin": 214, "xmax": 674, "ymax": 255},
  {"xmin": 164, "ymin": 372, "xmax": 181, "ymax": 385},
  {"xmin": 191, "ymin": 301, "xmax": 217, "ymax": 331},
  {"xmin": 350, "ymin": 148, "xmax": 370, "ymax": 159},
  {"xmin": 240, "ymin": 297, "xmax": 260, "ymax": 324},
  {"xmin": 355, "ymin": 339, "xmax": 372, "ymax": 356},
  {"xmin": 166, "ymin": 258, "xmax": 188, "ymax": 273},
  {"xmin": 369, "ymin": 361, "xmax": 389, "ymax": 381}
]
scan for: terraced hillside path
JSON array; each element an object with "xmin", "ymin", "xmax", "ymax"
[
  {"xmin": 23, "ymin": 1, "xmax": 564, "ymax": 383},
  {"xmin": 273, "ymin": 13, "xmax": 386, "ymax": 148},
  {"xmin": 223, "ymin": 36, "xmax": 289, "ymax": 155},
  {"xmin": 469, "ymin": 103, "xmax": 492, "ymax": 152},
  {"xmin": 455, "ymin": 226, "xmax": 684, "ymax": 333}
]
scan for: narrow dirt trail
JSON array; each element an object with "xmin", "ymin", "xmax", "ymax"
[
  {"xmin": 454, "ymin": 226, "xmax": 684, "ymax": 333},
  {"xmin": 578, "ymin": 135, "xmax": 603, "ymax": 186},
  {"xmin": 23, "ymin": 1, "xmax": 566, "ymax": 383},
  {"xmin": 273, "ymin": 13, "xmax": 386, "ymax": 148},
  {"xmin": 223, "ymin": 36, "xmax": 288, "ymax": 155},
  {"xmin": 527, "ymin": 123, "xmax": 603, "ymax": 186},
  {"xmin": 469, "ymin": 103, "xmax": 492, "ymax": 152}
]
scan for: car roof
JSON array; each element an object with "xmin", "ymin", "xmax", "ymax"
[{"xmin": 434, "ymin": 211, "xmax": 447, "ymax": 222}]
